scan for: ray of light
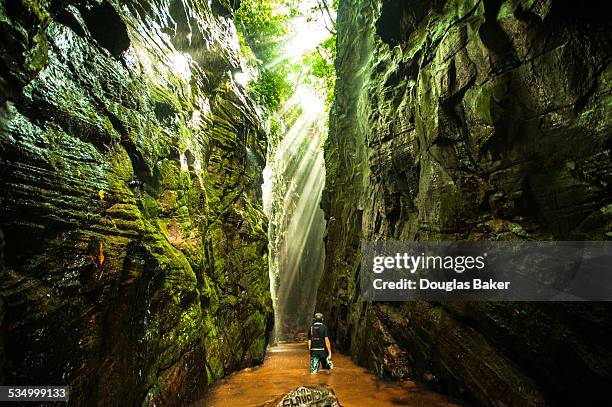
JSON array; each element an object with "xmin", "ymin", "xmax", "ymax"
[{"xmin": 261, "ymin": 0, "xmax": 334, "ymax": 342}]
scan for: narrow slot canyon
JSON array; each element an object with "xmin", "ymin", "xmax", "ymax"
[{"xmin": 1, "ymin": 1, "xmax": 611, "ymax": 406}]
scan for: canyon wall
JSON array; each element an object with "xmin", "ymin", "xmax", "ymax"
[
  {"xmin": 0, "ymin": 0, "xmax": 272, "ymax": 404},
  {"xmin": 319, "ymin": 0, "xmax": 612, "ymax": 406}
]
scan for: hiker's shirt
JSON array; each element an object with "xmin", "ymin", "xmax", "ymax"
[{"xmin": 309, "ymin": 322, "xmax": 328, "ymax": 353}]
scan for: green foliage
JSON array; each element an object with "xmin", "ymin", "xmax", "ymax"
[
  {"xmin": 234, "ymin": 0, "xmax": 278, "ymax": 29},
  {"xmin": 235, "ymin": 0, "xmax": 293, "ymax": 59},
  {"xmin": 235, "ymin": 0, "xmax": 296, "ymax": 113},
  {"xmin": 269, "ymin": 114, "xmax": 282, "ymax": 136},
  {"xmin": 248, "ymin": 69, "xmax": 286, "ymax": 111},
  {"xmin": 234, "ymin": 0, "xmax": 337, "ymax": 114},
  {"xmin": 304, "ymin": 35, "xmax": 337, "ymax": 108}
]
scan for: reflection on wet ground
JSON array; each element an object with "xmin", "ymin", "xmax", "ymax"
[{"xmin": 201, "ymin": 342, "xmax": 463, "ymax": 406}]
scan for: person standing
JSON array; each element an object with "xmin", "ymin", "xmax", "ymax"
[{"xmin": 308, "ymin": 312, "xmax": 332, "ymax": 374}]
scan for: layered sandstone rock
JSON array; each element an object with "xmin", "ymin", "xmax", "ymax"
[
  {"xmin": 318, "ymin": 0, "xmax": 612, "ymax": 406},
  {"xmin": 0, "ymin": 0, "xmax": 272, "ymax": 404}
]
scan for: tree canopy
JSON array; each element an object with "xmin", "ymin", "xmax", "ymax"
[{"xmin": 234, "ymin": 0, "xmax": 336, "ymax": 115}]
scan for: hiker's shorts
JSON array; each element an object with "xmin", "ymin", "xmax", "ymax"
[{"xmin": 310, "ymin": 350, "xmax": 330, "ymax": 373}]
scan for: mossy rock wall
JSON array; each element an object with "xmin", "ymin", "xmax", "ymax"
[
  {"xmin": 0, "ymin": 0, "xmax": 272, "ymax": 405},
  {"xmin": 319, "ymin": 0, "xmax": 612, "ymax": 406}
]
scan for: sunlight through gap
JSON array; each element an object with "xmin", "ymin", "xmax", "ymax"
[{"xmin": 259, "ymin": 0, "xmax": 335, "ymax": 341}]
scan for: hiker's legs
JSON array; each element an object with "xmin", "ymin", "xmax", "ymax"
[
  {"xmin": 310, "ymin": 352, "xmax": 320, "ymax": 374},
  {"xmin": 320, "ymin": 354, "xmax": 331, "ymax": 370}
]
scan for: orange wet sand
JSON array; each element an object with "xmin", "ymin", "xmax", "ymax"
[{"xmin": 200, "ymin": 342, "xmax": 463, "ymax": 407}]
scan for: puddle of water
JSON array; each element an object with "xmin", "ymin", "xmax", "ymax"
[{"xmin": 200, "ymin": 342, "xmax": 463, "ymax": 407}]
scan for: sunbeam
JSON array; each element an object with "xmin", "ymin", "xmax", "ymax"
[{"xmin": 263, "ymin": 84, "xmax": 328, "ymax": 340}]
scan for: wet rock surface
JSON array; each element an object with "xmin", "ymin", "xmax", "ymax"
[
  {"xmin": 0, "ymin": 0, "xmax": 271, "ymax": 405},
  {"xmin": 319, "ymin": 0, "xmax": 612, "ymax": 406},
  {"xmin": 259, "ymin": 385, "xmax": 342, "ymax": 407}
]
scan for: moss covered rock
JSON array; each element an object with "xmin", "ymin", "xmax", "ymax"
[
  {"xmin": 319, "ymin": 0, "xmax": 612, "ymax": 406},
  {"xmin": 0, "ymin": 0, "xmax": 272, "ymax": 405}
]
